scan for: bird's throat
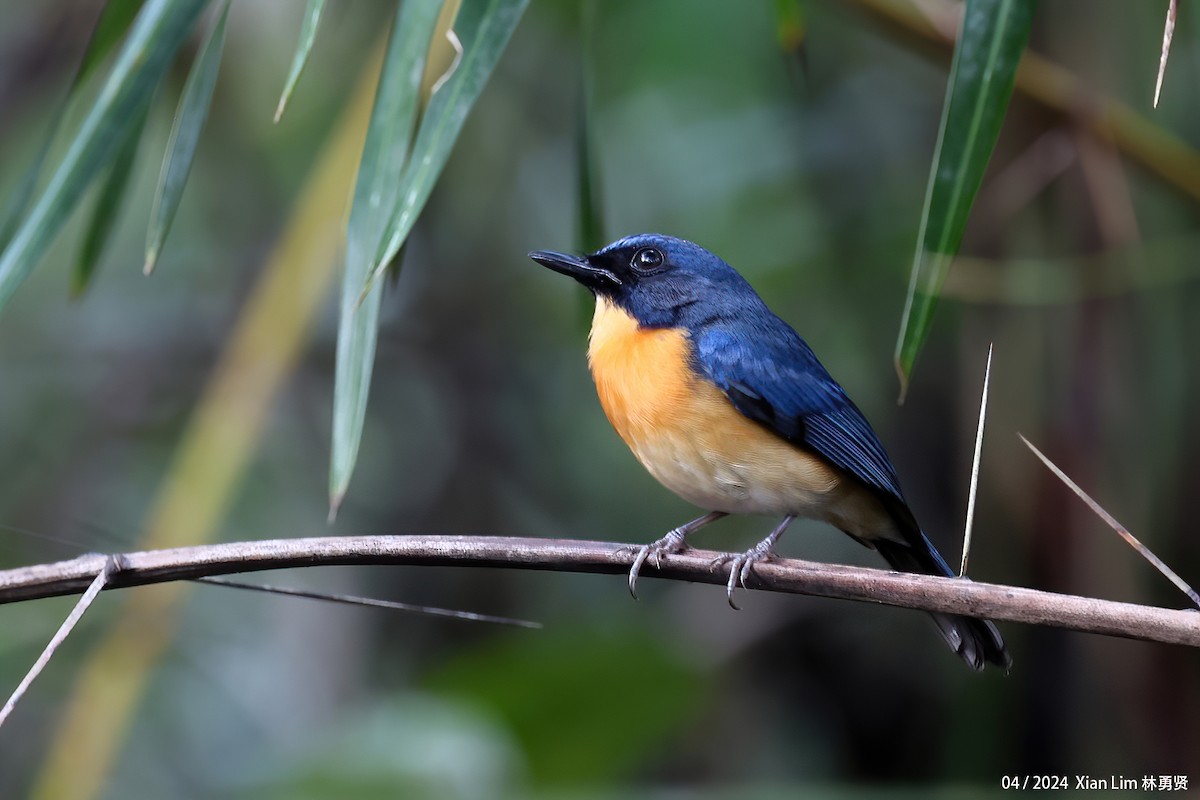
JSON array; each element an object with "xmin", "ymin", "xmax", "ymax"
[{"xmin": 587, "ymin": 297, "xmax": 694, "ymax": 450}]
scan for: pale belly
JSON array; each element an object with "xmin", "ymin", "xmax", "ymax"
[
  {"xmin": 624, "ymin": 408, "xmax": 839, "ymax": 515},
  {"xmin": 586, "ymin": 298, "xmax": 897, "ymax": 537}
]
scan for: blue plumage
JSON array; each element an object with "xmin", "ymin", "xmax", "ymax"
[{"xmin": 695, "ymin": 319, "xmax": 906, "ymax": 507}]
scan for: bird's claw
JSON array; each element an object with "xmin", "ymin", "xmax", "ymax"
[
  {"xmin": 709, "ymin": 541, "xmax": 777, "ymax": 610},
  {"xmin": 624, "ymin": 528, "xmax": 690, "ymax": 598}
]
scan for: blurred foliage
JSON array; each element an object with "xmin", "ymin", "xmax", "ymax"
[
  {"xmin": 2, "ymin": 0, "xmax": 1200, "ymax": 797},
  {"xmin": 427, "ymin": 623, "xmax": 705, "ymax": 784}
]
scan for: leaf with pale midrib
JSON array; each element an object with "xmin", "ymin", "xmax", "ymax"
[
  {"xmin": 74, "ymin": 100, "xmax": 152, "ymax": 297},
  {"xmin": 144, "ymin": 0, "xmax": 231, "ymax": 276},
  {"xmin": 894, "ymin": 0, "xmax": 1034, "ymax": 400},
  {"xmin": 329, "ymin": 0, "xmax": 443, "ymax": 514},
  {"xmin": 0, "ymin": 0, "xmax": 209, "ymax": 316},
  {"xmin": 0, "ymin": 0, "xmax": 149, "ymax": 253},
  {"xmin": 332, "ymin": 0, "xmax": 529, "ymax": 512},
  {"xmin": 363, "ymin": 0, "xmax": 531, "ymax": 300},
  {"xmin": 274, "ymin": 0, "xmax": 325, "ymax": 123}
]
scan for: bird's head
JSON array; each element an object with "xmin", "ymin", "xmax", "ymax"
[{"xmin": 530, "ymin": 234, "xmax": 758, "ymax": 328}]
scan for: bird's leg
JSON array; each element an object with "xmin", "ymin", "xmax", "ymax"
[
  {"xmin": 626, "ymin": 511, "xmax": 727, "ymax": 598},
  {"xmin": 710, "ymin": 515, "xmax": 796, "ymax": 610}
]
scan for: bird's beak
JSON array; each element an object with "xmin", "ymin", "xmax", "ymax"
[{"xmin": 529, "ymin": 249, "xmax": 621, "ymax": 289}]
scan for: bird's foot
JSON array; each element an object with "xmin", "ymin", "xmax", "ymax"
[
  {"xmin": 625, "ymin": 528, "xmax": 691, "ymax": 599},
  {"xmin": 709, "ymin": 540, "xmax": 777, "ymax": 610},
  {"xmin": 709, "ymin": 515, "xmax": 795, "ymax": 610},
  {"xmin": 621, "ymin": 511, "xmax": 728, "ymax": 599}
]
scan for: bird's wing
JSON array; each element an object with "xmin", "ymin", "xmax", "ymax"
[{"xmin": 693, "ymin": 325, "xmax": 907, "ymax": 507}]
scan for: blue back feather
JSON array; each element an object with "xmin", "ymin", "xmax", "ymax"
[{"xmin": 694, "ymin": 318, "xmax": 906, "ymax": 504}]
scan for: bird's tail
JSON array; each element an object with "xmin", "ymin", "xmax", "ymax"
[{"xmin": 873, "ymin": 535, "xmax": 1011, "ymax": 672}]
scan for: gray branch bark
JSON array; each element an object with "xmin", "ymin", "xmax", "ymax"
[{"xmin": 0, "ymin": 535, "xmax": 1196, "ymax": 646}]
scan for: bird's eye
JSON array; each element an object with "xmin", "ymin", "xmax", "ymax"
[{"xmin": 632, "ymin": 247, "xmax": 664, "ymax": 272}]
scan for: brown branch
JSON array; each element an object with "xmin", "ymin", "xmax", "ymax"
[{"xmin": 1, "ymin": 535, "xmax": 1197, "ymax": 647}]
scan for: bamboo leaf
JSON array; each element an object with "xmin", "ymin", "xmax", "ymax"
[
  {"xmin": 576, "ymin": 0, "xmax": 604, "ymax": 254},
  {"xmin": 145, "ymin": 0, "xmax": 229, "ymax": 275},
  {"xmin": 420, "ymin": 0, "xmax": 463, "ymax": 102},
  {"xmin": 0, "ymin": 0, "xmax": 209, "ymax": 317},
  {"xmin": 773, "ymin": 0, "xmax": 806, "ymax": 54},
  {"xmin": 74, "ymin": 102, "xmax": 152, "ymax": 297},
  {"xmin": 774, "ymin": 0, "xmax": 808, "ymax": 81},
  {"xmin": 274, "ymin": 0, "xmax": 325, "ymax": 123},
  {"xmin": 893, "ymin": 0, "xmax": 1034, "ymax": 400},
  {"xmin": 75, "ymin": 0, "xmax": 150, "ymax": 91},
  {"xmin": 329, "ymin": 0, "xmax": 443, "ymax": 514},
  {"xmin": 363, "ymin": 0, "xmax": 530, "ymax": 298},
  {"xmin": 0, "ymin": 0, "xmax": 148, "ymax": 252}
]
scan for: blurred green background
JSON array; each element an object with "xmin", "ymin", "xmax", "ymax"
[{"xmin": 2, "ymin": 0, "xmax": 1199, "ymax": 797}]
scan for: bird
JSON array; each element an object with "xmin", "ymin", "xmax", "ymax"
[{"xmin": 530, "ymin": 233, "xmax": 1010, "ymax": 671}]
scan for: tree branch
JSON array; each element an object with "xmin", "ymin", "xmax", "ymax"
[{"xmin": 1, "ymin": 535, "xmax": 1196, "ymax": 647}]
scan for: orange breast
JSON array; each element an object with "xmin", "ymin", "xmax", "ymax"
[
  {"xmin": 586, "ymin": 298, "xmax": 888, "ymax": 525},
  {"xmin": 587, "ymin": 297, "xmax": 696, "ymax": 451}
]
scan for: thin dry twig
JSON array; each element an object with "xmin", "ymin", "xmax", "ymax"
[
  {"xmin": 0, "ymin": 535, "xmax": 1197, "ymax": 647},
  {"xmin": 1020, "ymin": 435, "xmax": 1200, "ymax": 610},
  {"xmin": 193, "ymin": 575, "xmax": 541, "ymax": 629},
  {"xmin": 1154, "ymin": 0, "xmax": 1178, "ymax": 109},
  {"xmin": 0, "ymin": 557, "xmax": 113, "ymax": 730},
  {"xmin": 960, "ymin": 343, "xmax": 992, "ymax": 576}
]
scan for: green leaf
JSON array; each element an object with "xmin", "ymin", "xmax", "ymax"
[
  {"xmin": 74, "ymin": 101, "xmax": 152, "ymax": 297},
  {"xmin": 274, "ymin": 0, "xmax": 325, "ymax": 123},
  {"xmin": 0, "ymin": 0, "xmax": 148, "ymax": 252},
  {"xmin": 773, "ymin": 0, "xmax": 806, "ymax": 54},
  {"xmin": 145, "ymin": 0, "xmax": 230, "ymax": 275},
  {"xmin": 427, "ymin": 625, "xmax": 706, "ymax": 784},
  {"xmin": 75, "ymin": 0, "xmax": 150, "ymax": 91},
  {"xmin": 894, "ymin": 0, "xmax": 1034, "ymax": 400},
  {"xmin": 0, "ymin": 0, "xmax": 209, "ymax": 317},
  {"xmin": 329, "ymin": 0, "xmax": 443, "ymax": 514},
  {"xmin": 363, "ymin": 0, "xmax": 530, "ymax": 298},
  {"xmin": 576, "ymin": 0, "xmax": 604, "ymax": 254}
]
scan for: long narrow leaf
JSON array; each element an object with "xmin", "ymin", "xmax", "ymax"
[
  {"xmin": 74, "ymin": 101, "xmax": 152, "ymax": 296},
  {"xmin": 145, "ymin": 0, "xmax": 230, "ymax": 275},
  {"xmin": 329, "ymin": 0, "xmax": 443, "ymax": 514},
  {"xmin": 364, "ymin": 0, "xmax": 530, "ymax": 297},
  {"xmin": 576, "ymin": 0, "xmax": 604, "ymax": 254},
  {"xmin": 0, "ymin": 0, "xmax": 148, "ymax": 251},
  {"xmin": 75, "ymin": 0, "xmax": 150, "ymax": 91},
  {"xmin": 0, "ymin": 0, "xmax": 209, "ymax": 316},
  {"xmin": 893, "ymin": 0, "xmax": 1034, "ymax": 399},
  {"xmin": 274, "ymin": 0, "xmax": 325, "ymax": 123}
]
